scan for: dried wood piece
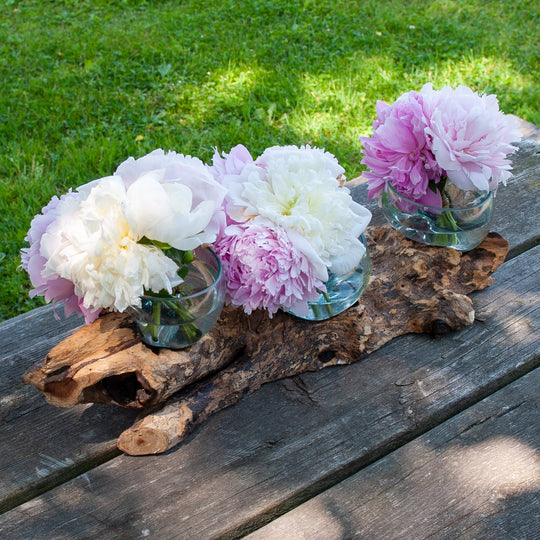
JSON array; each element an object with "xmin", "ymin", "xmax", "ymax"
[
  {"xmin": 115, "ymin": 227, "xmax": 509, "ymax": 455},
  {"xmin": 23, "ymin": 308, "xmax": 249, "ymax": 409},
  {"xmin": 23, "ymin": 227, "xmax": 508, "ymax": 415}
]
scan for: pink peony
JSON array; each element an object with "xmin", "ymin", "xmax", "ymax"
[
  {"xmin": 360, "ymin": 91, "xmax": 442, "ymax": 201},
  {"xmin": 20, "ymin": 191, "xmax": 101, "ymax": 324},
  {"xmin": 420, "ymin": 84, "xmax": 521, "ymax": 192},
  {"xmin": 360, "ymin": 84, "xmax": 521, "ymax": 201},
  {"xmin": 214, "ymin": 221, "xmax": 325, "ymax": 317},
  {"xmin": 211, "ymin": 144, "xmax": 255, "ymax": 180}
]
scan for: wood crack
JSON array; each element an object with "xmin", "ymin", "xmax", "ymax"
[{"xmin": 455, "ymin": 400, "xmax": 528, "ymax": 438}]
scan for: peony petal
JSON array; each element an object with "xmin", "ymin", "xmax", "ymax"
[{"xmin": 416, "ymin": 188, "xmax": 443, "ymax": 209}]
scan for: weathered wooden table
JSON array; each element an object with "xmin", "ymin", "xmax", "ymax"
[{"xmin": 1, "ymin": 128, "xmax": 539, "ymax": 539}]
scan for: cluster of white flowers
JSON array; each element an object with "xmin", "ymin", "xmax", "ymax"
[
  {"xmin": 22, "ymin": 151, "xmax": 226, "ymax": 320},
  {"xmin": 212, "ymin": 144, "xmax": 372, "ymax": 316},
  {"xmin": 220, "ymin": 145, "xmax": 372, "ymax": 282},
  {"xmin": 22, "ymin": 145, "xmax": 372, "ymax": 322}
]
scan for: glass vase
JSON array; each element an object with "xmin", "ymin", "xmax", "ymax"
[
  {"xmin": 127, "ymin": 247, "xmax": 225, "ymax": 349},
  {"xmin": 381, "ymin": 182, "xmax": 494, "ymax": 251},
  {"xmin": 289, "ymin": 235, "xmax": 371, "ymax": 321}
]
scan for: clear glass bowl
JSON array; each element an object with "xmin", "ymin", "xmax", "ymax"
[
  {"xmin": 289, "ymin": 235, "xmax": 371, "ymax": 321},
  {"xmin": 381, "ymin": 182, "xmax": 494, "ymax": 251},
  {"xmin": 127, "ymin": 247, "xmax": 225, "ymax": 349}
]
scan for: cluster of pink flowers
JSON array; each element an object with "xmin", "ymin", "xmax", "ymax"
[
  {"xmin": 211, "ymin": 144, "xmax": 371, "ymax": 317},
  {"xmin": 360, "ymin": 84, "xmax": 522, "ymax": 206}
]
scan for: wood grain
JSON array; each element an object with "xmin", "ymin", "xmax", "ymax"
[
  {"xmin": 0, "ymin": 244, "xmax": 537, "ymax": 538},
  {"xmin": 246, "ymin": 368, "xmax": 540, "ymax": 540}
]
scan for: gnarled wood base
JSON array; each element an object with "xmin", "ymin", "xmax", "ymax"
[{"xmin": 23, "ymin": 225, "xmax": 509, "ymax": 455}]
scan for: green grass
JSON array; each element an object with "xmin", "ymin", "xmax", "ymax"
[{"xmin": 1, "ymin": 0, "xmax": 539, "ymax": 321}]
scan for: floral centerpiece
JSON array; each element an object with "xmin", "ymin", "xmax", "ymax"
[
  {"xmin": 360, "ymin": 83, "xmax": 522, "ymax": 250},
  {"xmin": 20, "ymin": 149, "xmax": 227, "ymax": 348},
  {"xmin": 211, "ymin": 144, "xmax": 372, "ymax": 320}
]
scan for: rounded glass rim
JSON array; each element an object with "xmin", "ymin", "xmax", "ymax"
[
  {"xmin": 386, "ymin": 182, "xmax": 493, "ymax": 212},
  {"xmin": 141, "ymin": 246, "xmax": 223, "ymax": 301}
]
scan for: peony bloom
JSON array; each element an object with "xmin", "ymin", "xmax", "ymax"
[
  {"xmin": 21, "ymin": 148, "xmax": 228, "ymax": 323},
  {"xmin": 214, "ymin": 221, "xmax": 325, "ymax": 317},
  {"xmin": 360, "ymin": 91, "xmax": 442, "ymax": 203},
  {"xmin": 211, "ymin": 144, "xmax": 255, "ymax": 180},
  {"xmin": 40, "ymin": 175, "xmax": 200, "ymax": 313},
  {"xmin": 211, "ymin": 144, "xmax": 261, "ymax": 225},
  {"xmin": 420, "ymin": 83, "xmax": 521, "ymax": 192},
  {"xmin": 361, "ymin": 84, "xmax": 522, "ymax": 202},
  {"xmin": 20, "ymin": 191, "xmax": 101, "ymax": 324},
  {"xmin": 219, "ymin": 145, "xmax": 371, "ymax": 278},
  {"xmin": 115, "ymin": 149, "xmax": 227, "ymax": 244}
]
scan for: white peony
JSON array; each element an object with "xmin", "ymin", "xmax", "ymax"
[
  {"xmin": 225, "ymin": 145, "xmax": 371, "ymax": 279},
  {"xmin": 40, "ymin": 167, "xmax": 222, "ymax": 313},
  {"xmin": 123, "ymin": 169, "xmax": 219, "ymax": 250},
  {"xmin": 115, "ymin": 149, "xmax": 227, "ymax": 244}
]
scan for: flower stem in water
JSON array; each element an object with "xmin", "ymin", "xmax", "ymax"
[
  {"xmin": 150, "ymin": 301, "xmax": 161, "ymax": 342},
  {"xmin": 310, "ymin": 288, "xmax": 333, "ymax": 319},
  {"xmin": 163, "ymin": 299, "xmax": 201, "ymax": 344},
  {"xmin": 321, "ymin": 290, "xmax": 333, "ymax": 317}
]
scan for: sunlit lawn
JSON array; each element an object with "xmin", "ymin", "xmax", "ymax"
[{"xmin": 0, "ymin": 0, "xmax": 538, "ymax": 320}]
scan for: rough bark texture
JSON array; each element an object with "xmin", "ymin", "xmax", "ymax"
[
  {"xmin": 21, "ymin": 225, "xmax": 509, "ymax": 454},
  {"xmin": 117, "ymin": 229, "xmax": 509, "ymax": 454},
  {"xmin": 23, "ymin": 308, "xmax": 248, "ymax": 409},
  {"xmin": 23, "ymin": 226, "xmax": 508, "ymax": 429}
]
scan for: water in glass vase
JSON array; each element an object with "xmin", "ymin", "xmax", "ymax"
[
  {"xmin": 128, "ymin": 248, "xmax": 225, "ymax": 349},
  {"xmin": 381, "ymin": 183, "xmax": 494, "ymax": 251},
  {"xmin": 289, "ymin": 235, "xmax": 371, "ymax": 321}
]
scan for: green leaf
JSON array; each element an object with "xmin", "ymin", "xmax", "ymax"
[
  {"xmin": 178, "ymin": 265, "xmax": 189, "ymax": 279},
  {"xmin": 143, "ymin": 288, "xmax": 173, "ymax": 298}
]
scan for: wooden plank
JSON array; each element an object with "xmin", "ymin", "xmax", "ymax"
[
  {"xmin": 0, "ymin": 304, "xmax": 82, "ymax": 359},
  {"xmin": 0, "ymin": 244, "xmax": 537, "ymax": 538},
  {"xmin": 0, "ymin": 306, "xmax": 138, "ymax": 513},
  {"xmin": 512, "ymin": 114, "xmax": 540, "ymax": 142},
  {"xmin": 1, "ymin": 306, "xmax": 83, "ymax": 432},
  {"xmin": 246, "ymin": 368, "xmax": 540, "ymax": 540},
  {"xmin": 0, "ymin": 137, "xmax": 537, "ymax": 521},
  {"xmin": 491, "ymin": 138, "xmax": 540, "ymax": 259}
]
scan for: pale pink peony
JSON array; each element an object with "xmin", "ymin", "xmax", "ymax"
[
  {"xmin": 211, "ymin": 144, "xmax": 255, "ymax": 180},
  {"xmin": 214, "ymin": 221, "xmax": 325, "ymax": 317},
  {"xmin": 214, "ymin": 144, "xmax": 371, "ymax": 279},
  {"xmin": 360, "ymin": 91, "xmax": 442, "ymax": 203},
  {"xmin": 420, "ymin": 83, "xmax": 521, "ymax": 192},
  {"xmin": 211, "ymin": 144, "xmax": 261, "ymax": 225}
]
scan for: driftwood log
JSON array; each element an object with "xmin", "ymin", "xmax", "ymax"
[{"xmin": 23, "ymin": 225, "xmax": 509, "ymax": 455}]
